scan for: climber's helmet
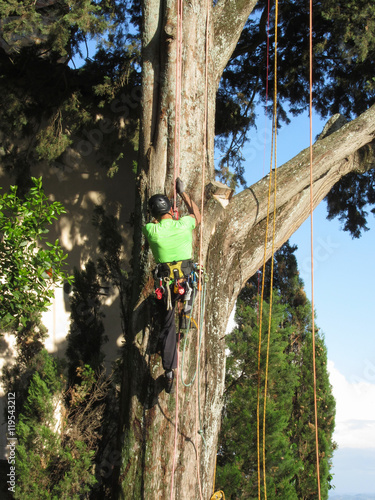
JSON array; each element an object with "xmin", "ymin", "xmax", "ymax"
[{"xmin": 148, "ymin": 194, "xmax": 172, "ymax": 218}]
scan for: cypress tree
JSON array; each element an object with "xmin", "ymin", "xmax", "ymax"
[
  {"xmin": 216, "ymin": 242, "xmax": 336, "ymax": 498},
  {"xmin": 217, "ymin": 298, "xmax": 300, "ymax": 499}
]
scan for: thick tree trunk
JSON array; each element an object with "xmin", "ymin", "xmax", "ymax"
[{"xmin": 115, "ymin": 0, "xmax": 375, "ymax": 497}]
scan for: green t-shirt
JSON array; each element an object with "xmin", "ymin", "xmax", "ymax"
[{"xmin": 142, "ymin": 216, "xmax": 196, "ymax": 264}]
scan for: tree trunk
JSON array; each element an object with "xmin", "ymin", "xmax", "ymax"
[{"xmin": 115, "ymin": 0, "xmax": 375, "ymax": 497}]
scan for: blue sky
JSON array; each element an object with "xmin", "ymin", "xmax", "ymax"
[{"xmin": 238, "ymin": 109, "xmax": 375, "ymax": 496}]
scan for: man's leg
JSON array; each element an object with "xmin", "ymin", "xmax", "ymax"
[{"xmin": 161, "ymin": 302, "xmax": 177, "ymax": 371}]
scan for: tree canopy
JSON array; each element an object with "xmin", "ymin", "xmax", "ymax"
[{"xmin": 1, "ymin": 0, "xmax": 375, "ymax": 234}]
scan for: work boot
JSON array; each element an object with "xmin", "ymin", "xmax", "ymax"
[{"xmin": 165, "ymin": 370, "xmax": 175, "ymax": 394}]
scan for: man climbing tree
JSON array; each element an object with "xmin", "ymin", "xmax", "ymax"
[
  {"xmin": 142, "ymin": 178, "xmax": 201, "ymax": 394},
  {"xmin": 1, "ymin": 0, "xmax": 375, "ymax": 499}
]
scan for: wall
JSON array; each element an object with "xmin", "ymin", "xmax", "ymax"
[{"xmin": 0, "ymin": 139, "xmax": 137, "ymax": 459}]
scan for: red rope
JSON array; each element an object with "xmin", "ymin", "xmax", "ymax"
[
  {"xmin": 173, "ymin": 0, "xmax": 183, "ymax": 219},
  {"xmin": 170, "ymin": 2, "xmax": 183, "ymax": 498},
  {"xmin": 193, "ymin": 1, "xmax": 210, "ymax": 498},
  {"xmin": 170, "ymin": 0, "xmax": 209, "ymax": 496}
]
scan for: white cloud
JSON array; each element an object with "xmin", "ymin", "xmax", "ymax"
[{"xmin": 328, "ymin": 360, "xmax": 375, "ymax": 449}]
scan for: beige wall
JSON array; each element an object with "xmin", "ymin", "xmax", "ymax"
[{"xmin": 0, "ymin": 142, "xmax": 136, "ymax": 459}]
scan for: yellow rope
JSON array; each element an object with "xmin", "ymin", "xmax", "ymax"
[
  {"xmin": 257, "ymin": 0, "xmax": 279, "ymax": 498},
  {"xmin": 309, "ymin": 0, "xmax": 322, "ymax": 498},
  {"xmin": 256, "ymin": 155, "xmax": 272, "ymax": 499},
  {"xmin": 262, "ymin": 1, "xmax": 279, "ymax": 498},
  {"xmin": 256, "ymin": 111, "xmax": 274, "ymax": 500}
]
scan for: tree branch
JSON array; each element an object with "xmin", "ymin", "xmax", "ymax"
[
  {"xmin": 213, "ymin": 0, "xmax": 258, "ymax": 81},
  {"xmin": 209, "ymin": 103, "xmax": 375, "ymax": 291}
]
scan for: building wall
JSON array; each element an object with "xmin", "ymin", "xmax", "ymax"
[{"xmin": 0, "ymin": 141, "xmax": 137, "ymax": 459}]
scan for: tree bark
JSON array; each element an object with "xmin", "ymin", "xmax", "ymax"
[{"xmin": 115, "ymin": 0, "xmax": 375, "ymax": 496}]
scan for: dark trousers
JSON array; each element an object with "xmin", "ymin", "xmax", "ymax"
[
  {"xmin": 155, "ymin": 279, "xmax": 196, "ymax": 371},
  {"xmin": 156, "ymin": 287, "xmax": 181, "ymax": 371}
]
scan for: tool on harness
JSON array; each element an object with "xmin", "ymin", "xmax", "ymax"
[
  {"xmin": 183, "ymin": 281, "xmax": 192, "ymax": 312},
  {"xmin": 154, "ymin": 278, "xmax": 164, "ymax": 300},
  {"xmin": 173, "ymin": 269, "xmax": 185, "ymax": 295}
]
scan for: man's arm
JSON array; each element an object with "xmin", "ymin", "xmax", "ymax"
[
  {"xmin": 176, "ymin": 178, "xmax": 201, "ymax": 224},
  {"xmin": 180, "ymin": 191, "xmax": 201, "ymax": 225}
]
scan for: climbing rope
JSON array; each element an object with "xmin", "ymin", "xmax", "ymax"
[
  {"xmin": 309, "ymin": 0, "xmax": 322, "ymax": 498},
  {"xmin": 170, "ymin": 329, "xmax": 181, "ymax": 500},
  {"xmin": 255, "ymin": 2, "xmax": 322, "ymax": 499},
  {"xmin": 170, "ymin": 1, "xmax": 183, "ymax": 498},
  {"xmin": 191, "ymin": 0, "xmax": 211, "ymax": 498},
  {"xmin": 212, "ymin": 452, "xmax": 226, "ymax": 500},
  {"xmin": 261, "ymin": 0, "xmax": 280, "ymax": 497},
  {"xmin": 169, "ymin": 0, "xmax": 209, "ymax": 497},
  {"xmin": 173, "ymin": 0, "xmax": 183, "ymax": 218},
  {"xmin": 256, "ymin": 0, "xmax": 278, "ymax": 498}
]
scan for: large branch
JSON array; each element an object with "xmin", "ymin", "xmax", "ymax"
[
  {"xmin": 208, "ymin": 104, "xmax": 375, "ymax": 296},
  {"xmin": 213, "ymin": 0, "xmax": 258, "ymax": 81}
]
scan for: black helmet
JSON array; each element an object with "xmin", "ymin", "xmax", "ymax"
[{"xmin": 148, "ymin": 194, "xmax": 172, "ymax": 217}]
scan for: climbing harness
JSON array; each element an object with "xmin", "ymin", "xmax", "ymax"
[
  {"xmin": 153, "ymin": 262, "xmax": 202, "ymax": 311},
  {"xmin": 153, "ymin": 260, "xmax": 194, "ymax": 310},
  {"xmin": 155, "ymin": 259, "xmax": 194, "ymax": 281}
]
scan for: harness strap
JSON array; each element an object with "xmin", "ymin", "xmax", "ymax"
[{"xmin": 155, "ymin": 259, "xmax": 193, "ymax": 280}]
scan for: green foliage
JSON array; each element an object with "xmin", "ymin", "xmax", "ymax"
[
  {"xmin": 215, "ymin": 0, "xmax": 375, "ymax": 194},
  {"xmin": 325, "ymin": 158, "xmax": 375, "ymax": 238},
  {"xmin": 0, "ymin": 177, "xmax": 73, "ymax": 332},
  {"xmin": 290, "ymin": 332, "xmax": 336, "ymax": 500},
  {"xmin": 216, "ymin": 243, "xmax": 336, "ymax": 499},
  {"xmin": 219, "ymin": 299, "xmax": 300, "ymax": 499},
  {"xmin": 14, "ymin": 350, "xmax": 98, "ymax": 500},
  {"xmin": 0, "ymin": 0, "xmax": 112, "ymax": 59},
  {"xmin": 0, "ymin": 1, "xmax": 139, "ymax": 188}
]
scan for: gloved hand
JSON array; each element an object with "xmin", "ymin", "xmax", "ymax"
[{"xmin": 176, "ymin": 177, "xmax": 185, "ymax": 194}]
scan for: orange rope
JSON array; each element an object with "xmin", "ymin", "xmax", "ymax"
[
  {"xmin": 173, "ymin": 0, "xmax": 183, "ymax": 217},
  {"xmin": 194, "ymin": 1, "xmax": 210, "ymax": 497},
  {"xmin": 262, "ymin": 0, "xmax": 272, "ymax": 179},
  {"xmin": 309, "ymin": 0, "xmax": 321, "ymax": 498},
  {"xmin": 170, "ymin": 1, "xmax": 183, "ymax": 498},
  {"xmin": 170, "ymin": 333, "xmax": 180, "ymax": 500}
]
